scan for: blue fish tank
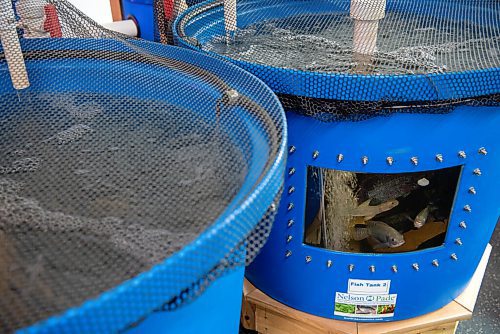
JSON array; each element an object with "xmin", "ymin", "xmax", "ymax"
[
  {"xmin": 175, "ymin": 0, "xmax": 500, "ymax": 322},
  {"xmin": 0, "ymin": 0, "xmax": 286, "ymax": 333}
]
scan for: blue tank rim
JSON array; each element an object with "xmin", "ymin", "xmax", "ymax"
[
  {"xmin": 173, "ymin": 0, "xmax": 500, "ymax": 103},
  {"xmin": 0, "ymin": 38, "xmax": 287, "ymax": 333}
]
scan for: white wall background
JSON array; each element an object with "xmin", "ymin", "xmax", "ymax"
[{"xmin": 67, "ymin": 0, "xmax": 112, "ymax": 24}]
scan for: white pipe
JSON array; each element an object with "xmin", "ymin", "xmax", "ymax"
[
  {"xmin": 174, "ymin": 0, "xmax": 188, "ymax": 18},
  {"xmin": 0, "ymin": 0, "xmax": 30, "ymax": 90},
  {"xmin": 103, "ymin": 20, "xmax": 138, "ymax": 37},
  {"xmin": 350, "ymin": 0, "xmax": 386, "ymax": 56},
  {"xmin": 224, "ymin": 0, "xmax": 236, "ymax": 42}
]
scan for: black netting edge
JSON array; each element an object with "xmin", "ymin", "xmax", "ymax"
[
  {"xmin": 280, "ymin": 93, "xmax": 500, "ymax": 122},
  {"xmin": 120, "ymin": 188, "xmax": 282, "ymax": 332}
]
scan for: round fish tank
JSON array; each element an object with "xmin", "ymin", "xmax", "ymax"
[
  {"xmin": 0, "ymin": 36, "xmax": 286, "ymax": 333},
  {"xmin": 175, "ymin": 0, "xmax": 500, "ymax": 322}
]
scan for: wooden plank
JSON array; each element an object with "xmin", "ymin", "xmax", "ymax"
[
  {"xmin": 246, "ymin": 287, "xmax": 357, "ymax": 334},
  {"xmin": 241, "ymin": 280, "xmax": 258, "ymax": 330},
  {"xmin": 109, "ymin": 0, "xmax": 123, "ymax": 21},
  {"xmin": 357, "ymin": 301, "xmax": 469, "ymax": 334},
  {"xmin": 454, "ymin": 243, "xmax": 492, "ymax": 312}
]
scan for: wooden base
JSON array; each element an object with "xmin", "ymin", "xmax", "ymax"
[{"xmin": 242, "ymin": 244, "xmax": 491, "ymax": 334}]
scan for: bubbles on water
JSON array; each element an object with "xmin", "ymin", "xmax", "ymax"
[
  {"xmin": 53, "ymin": 124, "xmax": 93, "ymax": 144},
  {"xmin": 0, "ymin": 158, "xmax": 41, "ymax": 175},
  {"xmin": 207, "ymin": 12, "xmax": 500, "ymax": 74}
]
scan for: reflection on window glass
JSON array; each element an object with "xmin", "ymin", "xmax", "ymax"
[{"xmin": 304, "ymin": 166, "xmax": 461, "ymax": 253}]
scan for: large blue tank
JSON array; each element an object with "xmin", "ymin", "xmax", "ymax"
[
  {"xmin": 0, "ymin": 36, "xmax": 286, "ymax": 333},
  {"xmin": 174, "ymin": 0, "xmax": 500, "ymax": 322}
]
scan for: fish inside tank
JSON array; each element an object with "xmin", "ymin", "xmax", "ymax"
[{"xmin": 304, "ymin": 166, "xmax": 461, "ymax": 253}]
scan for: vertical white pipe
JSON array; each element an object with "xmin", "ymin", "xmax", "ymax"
[
  {"xmin": 0, "ymin": 0, "xmax": 30, "ymax": 90},
  {"xmin": 350, "ymin": 0, "xmax": 386, "ymax": 56},
  {"xmin": 174, "ymin": 0, "xmax": 188, "ymax": 18},
  {"xmin": 224, "ymin": 0, "xmax": 236, "ymax": 43}
]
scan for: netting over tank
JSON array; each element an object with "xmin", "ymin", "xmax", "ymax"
[
  {"xmin": 0, "ymin": 0, "xmax": 286, "ymax": 332},
  {"xmin": 174, "ymin": 0, "xmax": 500, "ymax": 120}
]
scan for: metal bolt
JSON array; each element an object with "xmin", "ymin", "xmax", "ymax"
[
  {"xmin": 270, "ymin": 203, "xmax": 276, "ymax": 212},
  {"xmin": 463, "ymin": 205, "xmax": 471, "ymax": 212},
  {"xmin": 337, "ymin": 154, "xmax": 344, "ymax": 163},
  {"xmin": 386, "ymin": 157, "xmax": 394, "ymax": 165},
  {"xmin": 327, "ymin": 260, "xmax": 333, "ymax": 268},
  {"xmin": 451, "ymin": 253, "xmax": 458, "ymax": 261},
  {"xmin": 348, "ymin": 264, "xmax": 355, "ymax": 272},
  {"xmin": 288, "ymin": 167, "xmax": 296, "ymax": 176},
  {"xmin": 226, "ymin": 89, "xmax": 239, "ymax": 100},
  {"xmin": 286, "ymin": 235, "xmax": 293, "ymax": 243},
  {"xmin": 473, "ymin": 168, "xmax": 481, "ymax": 176},
  {"xmin": 312, "ymin": 150, "xmax": 320, "ymax": 159},
  {"xmin": 305, "ymin": 256, "xmax": 312, "ymax": 263},
  {"xmin": 285, "ymin": 250, "xmax": 292, "ymax": 258},
  {"xmin": 287, "ymin": 203, "xmax": 294, "ymax": 211},
  {"xmin": 411, "ymin": 157, "xmax": 419, "ymax": 165},
  {"xmin": 392, "ymin": 265, "xmax": 398, "ymax": 273},
  {"xmin": 362, "ymin": 156, "xmax": 369, "ymax": 165},
  {"xmin": 412, "ymin": 263, "xmax": 420, "ymax": 271},
  {"xmin": 458, "ymin": 151, "xmax": 467, "ymax": 159},
  {"xmin": 369, "ymin": 265, "xmax": 376, "ymax": 273},
  {"xmin": 289, "ymin": 145, "xmax": 296, "ymax": 154},
  {"xmin": 435, "ymin": 154, "xmax": 443, "ymax": 162},
  {"xmin": 287, "ymin": 219, "xmax": 295, "ymax": 227},
  {"xmin": 455, "ymin": 238, "xmax": 463, "ymax": 246},
  {"xmin": 459, "ymin": 221, "xmax": 467, "ymax": 229},
  {"xmin": 432, "ymin": 259, "xmax": 439, "ymax": 267},
  {"xmin": 478, "ymin": 147, "xmax": 487, "ymax": 155},
  {"xmin": 288, "ymin": 186, "xmax": 295, "ymax": 194},
  {"xmin": 468, "ymin": 187, "xmax": 476, "ymax": 195}
]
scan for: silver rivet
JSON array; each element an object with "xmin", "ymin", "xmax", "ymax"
[
  {"xmin": 288, "ymin": 186, "xmax": 295, "ymax": 194},
  {"xmin": 369, "ymin": 265, "xmax": 376, "ymax": 273},
  {"xmin": 411, "ymin": 157, "xmax": 419, "ymax": 165},
  {"xmin": 270, "ymin": 203, "xmax": 276, "ymax": 212},
  {"xmin": 459, "ymin": 221, "xmax": 467, "ymax": 229},
  {"xmin": 473, "ymin": 168, "xmax": 481, "ymax": 176},
  {"xmin": 287, "ymin": 219, "xmax": 294, "ymax": 227},
  {"xmin": 478, "ymin": 147, "xmax": 487, "ymax": 155},
  {"xmin": 455, "ymin": 238, "xmax": 463, "ymax": 246},
  {"xmin": 432, "ymin": 259, "xmax": 439, "ymax": 267},
  {"xmin": 362, "ymin": 156, "xmax": 369, "ymax": 165},
  {"xmin": 337, "ymin": 154, "xmax": 344, "ymax": 163},
  {"xmin": 285, "ymin": 250, "xmax": 292, "ymax": 258},
  {"xmin": 451, "ymin": 253, "xmax": 458, "ymax": 261},
  {"xmin": 287, "ymin": 203, "xmax": 294, "ymax": 211},
  {"xmin": 463, "ymin": 205, "xmax": 471, "ymax": 212},
  {"xmin": 386, "ymin": 157, "xmax": 394, "ymax": 165},
  {"xmin": 312, "ymin": 150, "xmax": 319, "ymax": 159},
  {"xmin": 286, "ymin": 235, "xmax": 292, "ymax": 243},
  {"xmin": 327, "ymin": 260, "xmax": 333, "ymax": 268},
  {"xmin": 305, "ymin": 256, "xmax": 312, "ymax": 263},
  {"xmin": 289, "ymin": 145, "xmax": 296, "ymax": 154},
  {"xmin": 348, "ymin": 264, "xmax": 355, "ymax": 272},
  {"xmin": 288, "ymin": 167, "xmax": 296, "ymax": 176},
  {"xmin": 412, "ymin": 263, "xmax": 419, "ymax": 271},
  {"xmin": 458, "ymin": 151, "xmax": 467, "ymax": 159},
  {"xmin": 435, "ymin": 154, "xmax": 443, "ymax": 162},
  {"xmin": 468, "ymin": 187, "xmax": 476, "ymax": 195},
  {"xmin": 391, "ymin": 265, "xmax": 398, "ymax": 273}
]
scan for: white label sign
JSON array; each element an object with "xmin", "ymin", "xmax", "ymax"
[{"xmin": 348, "ymin": 279, "xmax": 391, "ymax": 295}]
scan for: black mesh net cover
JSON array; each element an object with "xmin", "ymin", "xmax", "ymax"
[
  {"xmin": 0, "ymin": 0, "xmax": 287, "ymax": 332},
  {"xmin": 173, "ymin": 0, "xmax": 500, "ymax": 121}
]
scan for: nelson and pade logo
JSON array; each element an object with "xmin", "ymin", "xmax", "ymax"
[{"xmin": 336, "ymin": 292, "xmax": 396, "ymax": 303}]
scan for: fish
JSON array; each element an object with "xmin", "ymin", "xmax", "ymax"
[
  {"xmin": 351, "ymin": 199, "xmax": 399, "ymax": 221},
  {"xmin": 356, "ymin": 305, "xmax": 377, "ymax": 314},
  {"xmin": 364, "ymin": 175, "xmax": 424, "ymax": 204},
  {"xmin": 413, "ymin": 205, "xmax": 432, "ymax": 228},
  {"xmin": 353, "ymin": 221, "xmax": 405, "ymax": 249}
]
